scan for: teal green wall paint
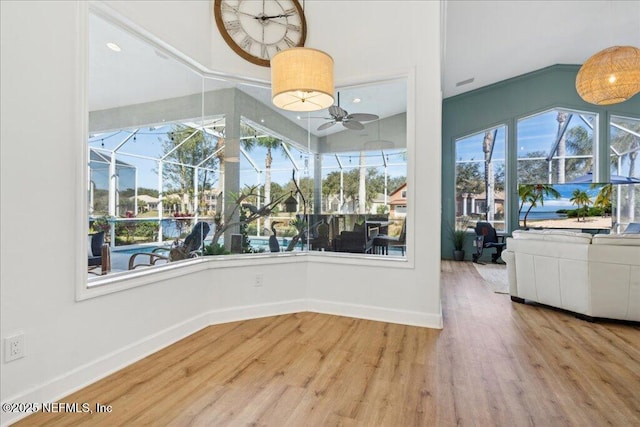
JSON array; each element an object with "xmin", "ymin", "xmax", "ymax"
[{"xmin": 441, "ymin": 64, "xmax": 640, "ymax": 260}]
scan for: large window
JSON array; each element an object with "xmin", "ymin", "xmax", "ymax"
[
  {"xmin": 87, "ymin": 11, "xmax": 408, "ymax": 282},
  {"xmin": 455, "ymin": 125, "xmax": 506, "ymax": 231},
  {"xmin": 515, "ymin": 109, "xmax": 597, "ymax": 228},
  {"xmin": 610, "ymin": 115, "xmax": 640, "ymax": 181},
  {"xmin": 610, "ymin": 115, "xmax": 640, "ymax": 232},
  {"xmin": 517, "ymin": 109, "xmax": 596, "ymax": 185}
]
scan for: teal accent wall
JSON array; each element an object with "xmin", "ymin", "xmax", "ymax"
[{"xmin": 441, "ymin": 64, "xmax": 640, "ymax": 260}]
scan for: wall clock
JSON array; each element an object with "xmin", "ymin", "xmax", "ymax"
[{"xmin": 214, "ymin": 0, "xmax": 307, "ymax": 67}]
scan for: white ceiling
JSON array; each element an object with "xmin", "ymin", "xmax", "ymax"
[
  {"xmin": 90, "ymin": 1, "xmax": 640, "ymax": 135},
  {"xmin": 442, "ymin": 0, "xmax": 640, "ymax": 98},
  {"xmin": 89, "ymin": 12, "xmax": 406, "ymax": 137}
]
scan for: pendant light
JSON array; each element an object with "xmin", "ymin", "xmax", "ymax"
[
  {"xmin": 271, "ymin": 47, "xmax": 334, "ymax": 112},
  {"xmin": 575, "ymin": 45, "xmax": 640, "ymax": 105}
]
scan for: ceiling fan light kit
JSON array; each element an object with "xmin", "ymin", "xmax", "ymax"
[
  {"xmin": 575, "ymin": 45, "xmax": 640, "ymax": 105},
  {"xmin": 271, "ymin": 47, "xmax": 335, "ymax": 112}
]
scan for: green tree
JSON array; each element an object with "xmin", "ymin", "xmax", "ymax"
[
  {"xmin": 493, "ymin": 163, "xmax": 505, "ymax": 193},
  {"xmin": 517, "ymin": 151, "xmax": 548, "ymax": 184},
  {"xmin": 320, "ymin": 169, "xmax": 403, "ymax": 214},
  {"xmin": 159, "ymin": 125, "xmax": 218, "ymax": 213},
  {"xmin": 564, "ymin": 126, "xmax": 593, "ymax": 181},
  {"xmin": 335, "ymin": 169, "xmax": 360, "ymax": 212},
  {"xmin": 455, "ymin": 161, "xmax": 483, "ymax": 195},
  {"xmin": 213, "ymin": 123, "xmax": 265, "ymax": 224},
  {"xmin": 361, "ymin": 168, "xmax": 386, "ymax": 211},
  {"xmin": 593, "ymin": 183, "xmax": 612, "ymax": 217},
  {"xmin": 322, "ymin": 171, "xmax": 342, "ymax": 211},
  {"xmin": 570, "ymin": 189, "xmax": 592, "ymax": 222},
  {"xmin": 243, "ymin": 135, "xmax": 286, "ymax": 230},
  {"xmin": 138, "ymin": 187, "xmax": 159, "ymax": 198},
  {"xmin": 610, "ymin": 118, "xmax": 639, "ymax": 178},
  {"xmin": 388, "ymin": 176, "xmax": 407, "ymax": 193},
  {"xmin": 283, "ymin": 177, "xmax": 314, "ymax": 212}
]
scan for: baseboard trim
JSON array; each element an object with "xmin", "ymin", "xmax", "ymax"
[
  {"xmin": 307, "ymin": 299, "xmax": 443, "ymax": 329},
  {"xmin": 1, "ymin": 310, "xmax": 211, "ymax": 426},
  {"xmin": 206, "ymin": 299, "xmax": 306, "ymax": 325},
  {"xmin": 1, "ymin": 299, "xmax": 439, "ymax": 426}
]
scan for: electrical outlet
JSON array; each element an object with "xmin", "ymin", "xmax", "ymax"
[
  {"xmin": 5, "ymin": 333, "xmax": 25, "ymax": 362},
  {"xmin": 255, "ymin": 274, "xmax": 263, "ymax": 287}
]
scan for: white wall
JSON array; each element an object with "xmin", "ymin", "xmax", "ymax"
[{"xmin": 0, "ymin": 1, "xmax": 441, "ymax": 423}]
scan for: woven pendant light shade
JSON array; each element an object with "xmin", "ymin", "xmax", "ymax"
[
  {"xmin": 575, "ymin": 45, "xmax": 640, "ymax": 105},
  {"xmin": 271, "ymin": 47, "xmax": 334, "ymax": 112}
]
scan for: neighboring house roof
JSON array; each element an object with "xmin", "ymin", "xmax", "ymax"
[
  {"xmin": 134, "ymin": 195, "xmax": 159, "ymax": 203},
  {"xmin": 389, "ymin": 182, "xmax": 407, "ymax": 198},
  {"xmin": 459, "ymin": 191, "xmax": 505, "ymax": 202},
  {"xmin": 389, "ymin": 183, "xmax": 408, "ymax": 206},
  {"xmin": 371, "ymin": 193, "xmax": 386, "ymax": 203}
]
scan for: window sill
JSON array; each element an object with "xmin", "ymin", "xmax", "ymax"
[{"xmin": 79, "ymin": 251, "xmax": 410, "ymax": 301}]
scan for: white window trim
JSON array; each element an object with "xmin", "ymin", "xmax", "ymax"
[{"xmin": 76, "ymin": 4, "xmax": 415, "ymax": 302}]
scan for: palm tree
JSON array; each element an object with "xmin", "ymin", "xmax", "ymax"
[
  {"xmin": 555, "ymin": 112, "xmax": 568, "ymax": 183},
  {"xmin": 482, "ymin": 130, "xmax": 495, "ymax": 221},
  {"xmin": 244, "ymin": 135, "xmax": 286, "ymax": 231},
  {"xmin": 570, "ymin": 189, "xmax": 591, "ymax": 222},
  {"xmin": 592, "ymin": 183, "xmax": 612, "ymax": 217},
  {"xmin": 518, "ymin": 184, "xmax": 561, "ymax": 228}
]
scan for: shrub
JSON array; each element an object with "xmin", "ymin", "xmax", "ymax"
[
  {"xmin": 134, "ymin": 221, "xmax": 159, "ymax": 238},
  {"xmin": 204, "ymin": 243, "xmax": 230, "ymax": 256}
]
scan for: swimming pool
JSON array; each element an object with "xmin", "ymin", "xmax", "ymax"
[{"xmin": 112, "ymin": 245, "xmax": 169, "ymax": 255}]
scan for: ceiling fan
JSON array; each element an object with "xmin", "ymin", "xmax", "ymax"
[{"xmin": 316, "ymin": 93, "xmax": 379, "ymax": 131}]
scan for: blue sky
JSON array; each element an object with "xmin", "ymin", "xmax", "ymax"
[
  {"xmin": 455, "ymin": 110, "xmax": 640, "ymax": 183},
  {"xmin": 89, "ymin": 126, "xmax": 407, "ymax": 192},
  {"xmin": 455, "ymin": 110, "xmax": 596, "ymax": 166}
]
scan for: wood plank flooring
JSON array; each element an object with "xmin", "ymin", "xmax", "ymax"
[{"xmin": 15, "ymin": 261, "xmax": 640, "ymax": 426}]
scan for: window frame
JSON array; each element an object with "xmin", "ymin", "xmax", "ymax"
[
  {"xmin": 453, "ymin": 124, "xmax": 508, "ymax": 231},
  {"xmin": 77, "ymin": 5, "xmax": 415, "ymax": 301},
  {"xmin": 515, "ymin": 107, "xmax": 598, "ymax": 186}
]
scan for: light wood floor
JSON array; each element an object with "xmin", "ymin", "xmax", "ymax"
[{"xmin": 16, "ymin": 261, "xmax": 640, "ymax": 426}]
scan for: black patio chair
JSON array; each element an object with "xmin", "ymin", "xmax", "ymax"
[
  {"xmin": 128, "ymin": 221, "xmax": 210, "ymax": 270},
  {"xmin": 472, "ymin": 221, "xmax": 505, "ymax": 264},
  {"xmin": 88, "ymin": 231, "xmax": 111, "ymax": 275}
]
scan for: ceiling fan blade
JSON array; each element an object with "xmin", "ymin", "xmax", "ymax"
[
  {"xmin": 343, "ymin": 120, "xmax": 364, "ymax": 130},
  {"xmin": 347, "ymin": 113, "xmax": 379, "ymax": 122},
  {"xmin": 318, "ymin": 121, "xmax": 337, "ymax": 131}
]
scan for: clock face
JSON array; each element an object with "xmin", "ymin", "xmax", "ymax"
[{"xmin": 214, "ymin": 0, "xmax": 307, "ymax": 67}]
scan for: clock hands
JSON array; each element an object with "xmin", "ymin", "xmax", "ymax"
[
  {"xmin": 224, "ymin": 8, "xmax": 289, "ymax": 21},
  {"xmin": 254, "ymin": 13, "xmax": 293, "ymax": 21},
  {"xmin": 216, "ymin": 0, "xmax": 305, "ymax": 66}
]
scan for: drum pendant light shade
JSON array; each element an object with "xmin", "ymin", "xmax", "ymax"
[
  {"xmin": 271, "ymin": 47, "xmax": 334, "ymax": 112},
  {"xmin": 575, "ymin": 45, "xmax": 640, "ymax": 105}
]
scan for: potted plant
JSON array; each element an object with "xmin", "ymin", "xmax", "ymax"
[{"xmin": 450, "ymin": 217, "xmax": 470, "ymax": 261}]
